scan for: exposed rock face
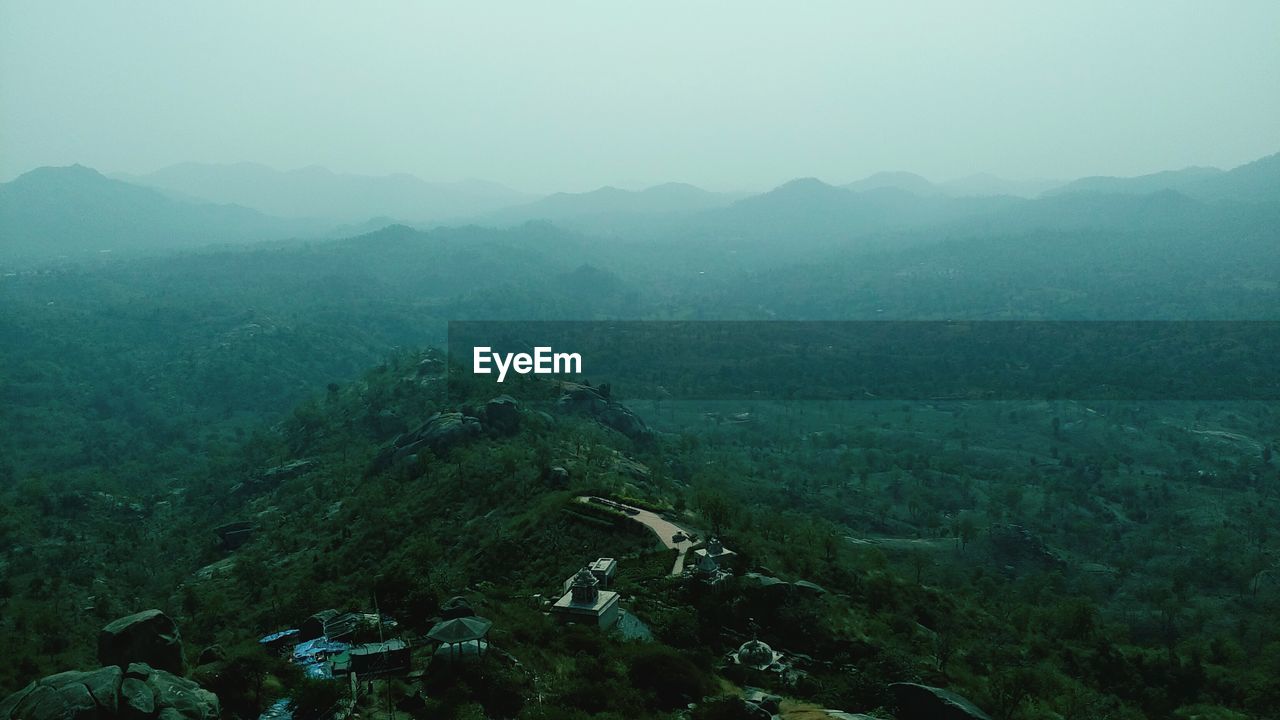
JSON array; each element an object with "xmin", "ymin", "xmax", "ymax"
[
  {"xmin": 367, "ymin": 411, "xmax": 484, "ymax": 474},
  {"xmin": 394, "ymin": 412, "xmax": 482, "ymax": 460},
  {"xmin": 555, "ymin": 383, "xmax": 652, "ymax": 440},
  {"xmin": 0, "ymin": 664, "xmax": 218, "ymax": 720},
  {"xmin": 213, "ymin": 521, "xmax": 255, "ymax": 550},
  {"xmin": 890, "ymin": 682, "xmax": 993, "ymax": 720},
  {"xmin": 98, "ymin": 610, "xmax": 185, "ymax": 675},
  {"xmin": 260, "ymin": 459, "xmax": 318, "ymax": 484}
]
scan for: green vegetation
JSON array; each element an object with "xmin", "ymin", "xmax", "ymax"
[{"xmin": 2, "ymin": 161, "xmax": 1279, "ymax": 718}]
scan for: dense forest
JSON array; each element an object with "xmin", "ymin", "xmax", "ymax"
[{"xmin": 2, "ymin": 155, "xmax": 1279, "ymax": 720}]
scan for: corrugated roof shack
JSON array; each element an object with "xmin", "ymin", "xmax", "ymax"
[
  {"xmin": 348, "ymin": 639, "xmax": 411, "ymax": 677},
  {"xmin": 301, "ymin": 609, "xmax": 340, "ymax": 641}
]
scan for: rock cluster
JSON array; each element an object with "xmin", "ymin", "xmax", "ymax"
[
  {"xmin": 555, "ymin": 383, "xmax": 652, "ymax": 440},
  {"xmin": 2, "ymin": 611, "xmax": 220, "ymax": 720},
  {"xmin": 0, "ymin": 664, "xmax": 218, "ymax": 720}
]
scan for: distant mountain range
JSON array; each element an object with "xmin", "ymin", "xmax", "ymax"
[
  {"xmin": 839, "ymin": 153, "xmax": 1280, "ymax": 203},
  {"xmin": 478, "ymin": 182, "xmax": 742, "ymax": 225},
  {"xmin": 0, "ymin": 165, "xmax": 319, "ymax": 260},
  {"xmin": 843, "ymin": 171, "xmax": 1060, "ymax": 198},
  {"xmin": 114, "ymin": 162, "xmax": 533, "ymax": 223},
  {"xmin": 3, "ymin": 153, "xmax": 1277, "ymax": 263},
  {"xmin": 1043, "ymin": 152, "xmax": 1280, "ymax": 203}
]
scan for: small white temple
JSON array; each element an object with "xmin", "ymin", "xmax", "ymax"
[
  {"xmin": 693, "ymin": 537, "xmax": 736, "ymax": 563},
  {"xmin": 552, "ymin": 566, "xmax": 620, "ymax": 629}
]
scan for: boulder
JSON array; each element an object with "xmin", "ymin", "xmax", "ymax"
[
  {"xmin": 0, "ymin": 669, "xmax": 108, "ymax": 720},
  {"xmin": 545, "ymin": 466, "xmax": 571, "ymax": 489},
  {"xmin": 742, "ymin": 688, "xmax": 781, "ymax": 714},
  {"xmin": 128, "ymin": 664, "xmax": 218, "ymax": 720},
  {"xmin": 194, "ymin": 646, "xmax": 225, "ymax": 666},
  {"xmin": 0, "ymin": 665, "xmax": 217, "ymax": 720},
  {"xmin": 98, "ymin": 610, "xmax": 185, "ymax": 675},
  {"xmin": 890, "ymin": 682, "xmax": 992, "ymax": 720},
  {"xmin": 480, "ymin": 395, "xmax": 521, "ymax": 435},
  {"xmin": 440, "ymin": 596, "xmax": 476, "ymax": 620},
  {"xmin": 372, "ymin": 409, "xmax": 408, "ymax": 437},
  {"xmin": 120, "ymin": 678, "xmax": 155, "ymax": 719}
]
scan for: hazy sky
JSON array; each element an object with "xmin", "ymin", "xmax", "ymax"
[{"xmin": 2, "ymin": 1, "xmax": 1278, "ymax": 192}]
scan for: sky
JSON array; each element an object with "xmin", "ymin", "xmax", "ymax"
[{"xmin": 2, "ymin": 1, "xmax": 1279, "ymax": 193}]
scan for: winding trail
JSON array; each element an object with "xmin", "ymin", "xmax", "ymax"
[{"xmin": 576, "ymin": 496, "xmax": 696, "ymax": 575}]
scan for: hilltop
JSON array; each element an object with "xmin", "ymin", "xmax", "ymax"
[{"xmin": 0, "ymin": 165, "xmax": 320, "ymax": 261}]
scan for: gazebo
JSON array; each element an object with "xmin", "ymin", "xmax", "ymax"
[{"xmin": 427, "ymin": 616, "xmax": 492, "ymax": 661}]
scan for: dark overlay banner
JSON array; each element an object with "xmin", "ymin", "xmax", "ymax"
[{"xmin": 447, "ymin": 321, "xmax": 1280, "ymax": 402}]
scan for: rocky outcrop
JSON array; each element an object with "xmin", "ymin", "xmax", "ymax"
[
  {"xmin": 555, "ymin": 383, "xmax": 652, "ymax": 440},
  {"xmin": 98, "ymin": 610, "xmax": 185, "ymax": 675},
  {"xmin": 260, "ymin": 459, "xmax": 318, "ymax": 484},
  {"xmin": 394, "ymin": 412, "xmax": 482, "ymax": 459},
  {"xmin": 890, "ymin": 682, "xmax": 992, "ymax": 720},
  {"xmin": 213, "ymin": 521, "xmax": 255, "ymax": 550},
  {"xmin": 0, "ymin": 664, "xmax": 218, "ymax": 720},
  {"xmin": 368, "ymin": 411, "xmax": 483, "ymax": 474},
  {"xmin": 234, "ymin": 459, "xmax": 319, "ymax": 495}
]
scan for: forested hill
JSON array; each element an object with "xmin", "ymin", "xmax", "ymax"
[
  {"xmin": 0, "ymin": 166, "xmax": 324, "ymax": 261},
  {"xmin": 1, "ymin": 155, "xmax": 1279, "ymax": 719}
]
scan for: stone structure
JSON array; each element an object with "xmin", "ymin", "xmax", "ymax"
[
  {"xmin": 731, "ymin": 638, "xmax": 784, "ymax": 671},
  {"xmin": 693, "ymin": 537, "xmax": 737, "ymax": 566},
  {"xmin": 588, "ymin": 557, "xmax": 617, "ymax": 588},
  {"xmin": 552, "ymin": 566, "xmax": 620, "ymax": 628},
  {"xmin": 427, "ymin": 616, "xmax": 492, "ymax": 662}
]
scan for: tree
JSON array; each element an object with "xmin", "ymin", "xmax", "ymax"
[
  {"xmin": 954, "ymin": 512, "xmax": 979, "ymax": 553},
  {"xmin": 908, "ymin": 548, "xmax": 931, "ymax": 585},
  {"xmin": 695, "ymin": 489, "xmax": 733, "ymax": 536}
]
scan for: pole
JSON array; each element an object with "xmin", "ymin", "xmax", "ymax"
[{"xmin": 373, "ymin": 585, "xmax": 391, "ymax": 720}]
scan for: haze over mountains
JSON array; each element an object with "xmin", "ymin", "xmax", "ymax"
[
  {"xmin": 0, "ymin": 165, "xmax": 320, "ymax": 259},
  {"xmin": 114, "ymin": 162, "xmax": 533, "ymax": 223},
  {"xmin": 2, "ymin": 152, "xmax": 1278, "ymax": 263}
]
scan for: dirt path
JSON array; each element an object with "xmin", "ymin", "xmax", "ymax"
[{"xmin": 577, "ymin": 496, "xmax": 696, "ymax": 575}]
